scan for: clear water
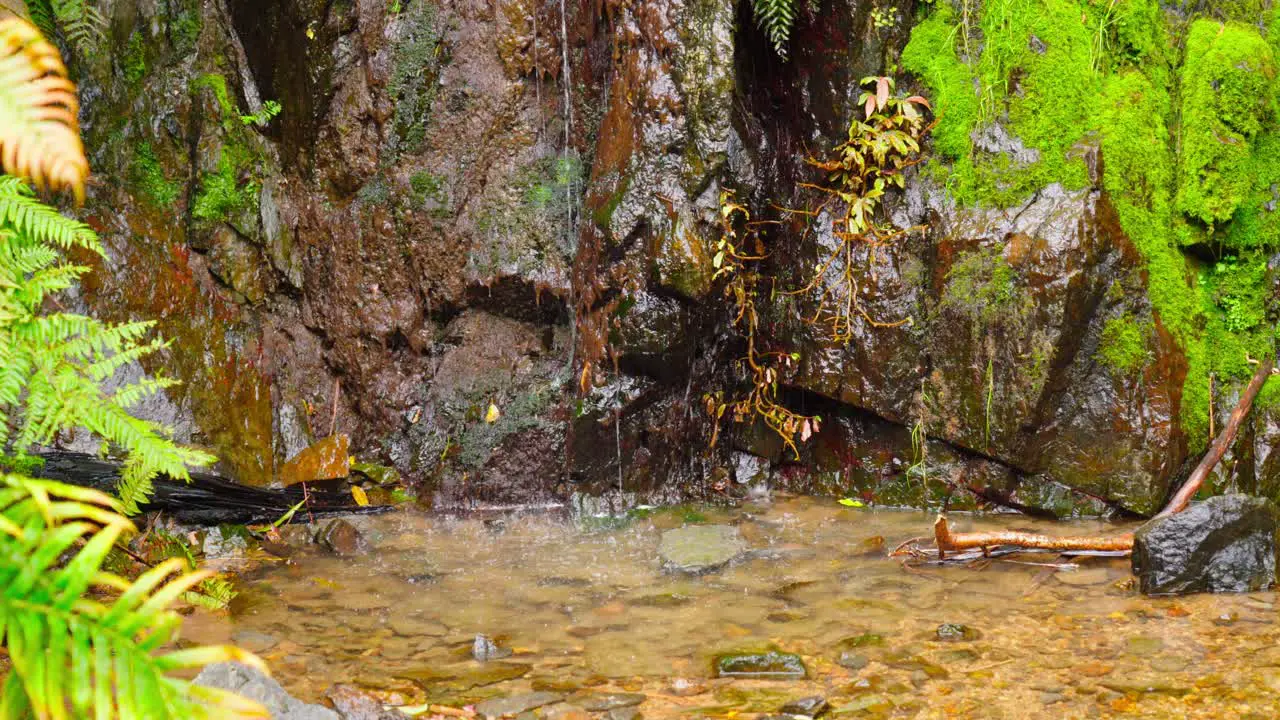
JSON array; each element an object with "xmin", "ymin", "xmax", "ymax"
[{"xmin": 183, "ymin": 497, "xmax": 1280, "ymax": 718}]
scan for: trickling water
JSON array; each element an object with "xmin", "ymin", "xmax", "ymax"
[{"xmin": 187, "ymin": 498, "xmax": 1280, "ymax": 718}]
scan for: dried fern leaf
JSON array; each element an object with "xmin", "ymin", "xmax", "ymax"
[{"xmin": 0, "ymin": 18, "xmax": 88, "ymax": 201}]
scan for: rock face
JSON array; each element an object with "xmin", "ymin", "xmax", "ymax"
[
  {"xmin": 76, "ymin": 0, "xmax": 1277, "ymax": 514},
  {"xmin": 1132, "ymin": 495, "xmax": 1280, "ymax": 595},
  {"xmin": 194, "ymin": 662, "xmax": 339, "ymax": 720},
  {"xmin": 658, "ymin": 525, "xmax": 746, "ymax": 574}
]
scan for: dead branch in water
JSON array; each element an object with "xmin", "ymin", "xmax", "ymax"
[
  {"xmin": 931, "ymin": 514, "xmax": 1134, "ymax": 559},
  {"xmin": 902, "ymin": 355, "xmax": 1275, "ymax": 560}
]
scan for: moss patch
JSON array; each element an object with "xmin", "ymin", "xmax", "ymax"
[
  {"xmin": 192, "ymin": 152, "xmax": 257, "ymax": 224},
  {"xmin": 1176, "ymin": 20, "xmax": 1277, "ymax": 228},
  {"xmin": 388, "ymin": 0, "xmax": 444, "ymax": 154},
  {"xmin": 128, "ymin": 142, "xmax": 181, "ymax": 209},
  {"xmin": 1097, "ymin": 315, "xmax": 1149, "ymax": 375}
]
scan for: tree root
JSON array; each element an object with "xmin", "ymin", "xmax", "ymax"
[{"xmin": 909, "ymin": 354, "xmax": 1275, "ymax": 560}]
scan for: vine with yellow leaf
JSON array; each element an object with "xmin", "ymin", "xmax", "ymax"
[{"xmin": 705, "ymin": 76, "xmax": 932, "ymax": 455}]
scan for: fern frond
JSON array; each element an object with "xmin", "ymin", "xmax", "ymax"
[
  {"xmin": 0, "ymin": 20, "xmax": 89, "ymax": 201},
  {"xmin": 751, "ymin": 0, "xmax": 797, "ymax": 59},
  {"xmin": 0, "ymin": 474, "xmax": 270, "ymax": 719},
  {"xmin": 25, "ymin": 0, "xmax": 59, "ymax": 43},
  {"xmin": 0, "ymin": 175, "xmax": 99, "ymax": 252}
]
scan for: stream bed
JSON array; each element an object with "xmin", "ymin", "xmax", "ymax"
[{"xmin": 183, "ymin": 497, "xmax": 1280, "ymax": 718}]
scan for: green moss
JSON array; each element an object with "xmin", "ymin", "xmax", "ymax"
[
  {"xmin": 1223, "ymin": 131, "xmax": 1280, "ymax": 251},
  {"xmin": 192, "ymin": 152, "xmax": 256, "ymax": 223},
  {"xmin": 388, "ymin": 0, "xmax": 443, "ymax": 153},
  {"xmin": 940, "ymin": 247, "xmax": 1018, "ymax": 329},
  {"xmin": 122, "ymin": 33, "xmax": 147, "ymax": 85},
  {"xmin": 410, "ymin": 171, "xmax": 444, "ymax": 201},
  {"xmin": 128, "ymin": 142, "xmax": 180, "ymax": 208},
  {"xmin": 1258, "ymin": 376, "xmax": 1280, "ymax": 412},
  {"xmin": 1176, "ymin": 21, "xmax": 1277, "ymax": 227},
  {"xmin": 900, "ymin": 5, "xmax": 978, "ymax": 159},
  {"xmin": 191, "ymin": 74, "xmax": 238, "ymax": 125},
  {"xmin": 170, "ymin": 7, "xmax": 202, "ymax": 56},
  {"xmin": 1097, "ymin": 316, "xmax": 1149, "ymax": 375}
]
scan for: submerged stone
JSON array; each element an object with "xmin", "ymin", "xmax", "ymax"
[
  {"xmin": 474, "ymin": 692, "xmax": 563, "ymax": 718},
  {"xmin": 317, "ymin": 518, "xmax": 367, "ymax": 556},
  {"xmin": 574, "ymin": 692, "xmax": 646, "ymax": 711},
  {"xmin": 1132, "ymin": 495, "xmax": 1280, "ymax": 595},
  {"xmin": 658, "ymin": 525, "xmax": 746, "ymax": 574},
  {"xmin": 714, "ymin": 651, "xmax": 807, "ymax": 679},
  {"xmin": 473, "ymin": 633, "xmax": 513, "ymax": 662},
  {"xmin": 935, "ymin": 623, "xmax": 981, "ymax": 642},
  {"xmin": 779, "ymin": 695, "xmax": 829, "ymax": 717}
]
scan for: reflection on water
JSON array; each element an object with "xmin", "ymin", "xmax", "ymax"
[{"xmin": 186, "ymin": 497, "xmax": 1280, "ymax": 718}]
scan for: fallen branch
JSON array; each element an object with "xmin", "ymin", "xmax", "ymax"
[
  {"xmin": 915, "ymin": 354, "xmax": 1275, "ymax": 559},
  {"xmin": 1158, "ymin": 354, "xmax": 1274, "ymax": 517},
  {"xmin": 932, "ymin": 514, "xmax": 1134, "ymax": 559}
]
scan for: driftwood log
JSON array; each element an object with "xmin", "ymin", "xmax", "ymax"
[
  {"xmin": 35, "ymin": 450, "xmax": 391, "ymax": 525},
  {"xmin": 926, "ymin": 355, "xmax": 1275, "ymax": 559}
]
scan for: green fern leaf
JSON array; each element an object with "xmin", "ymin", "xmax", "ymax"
[
  {"xmin": 751, "ymin": 0, "xmax": 797, "ymax": 58},
  {"xmin": 0, "ymin": 475, "xmax": 269, "ymax": 718}
]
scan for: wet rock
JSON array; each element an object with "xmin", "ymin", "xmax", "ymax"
[
  {"xmin": 658, "ymin": 525, "xmax": 746, "ymax": 574},
  {"xmin": 667, "ymin": 678, "xmax": 707, "ymax": 696},
  {"xmin": 714, "ymin": 651, "xmax": 807, "ymax": 679},
  {"xmin": 317, "ymin": 519, "xmax": 368, "ymax": 556},
  {"xmin": 779, "ymin": 695, "xmax": 829, "ymax": 717},
  {"xmin": 474, "ymin": 692, "xmax": 563, "ymax": 718},
  {"xmin": 278, "ymin": 524, "xmax": 315, "ymax": 547},
  {"xmin": 472, "ymin": 634, "xmax": 513, "ymax": 662},
  {"xmin": 326, "ymin": 684, "xmax": 408, "ymax": 720},
  {"xmin": 195, "ymin": 662, "xmax": 339, "ymax": 720},
  {"xmin": 395, "ymin": 662, "xmax": 531, "ymax": 690},
  {"xmin": 832, "ymin": 695, "xmax": 893, "ymax": 715},
  {"xmin": 837, "ymin": 652, "xmax": 868, "ymax": 670},
  {"xmin": 1124, "ymin": 636, "xmax": 1164, "ymax": 657},
  {"xmin": 603, "ymin": 709, "xmax": 641, "ymax": 720},
  {"xmin": 935, "ymin": 623, "xmax": 981, "ymax": 642},
  {"xmin": 1132, "ymin": 495, "xmax": 1280, "ymax": 595},
  {"xmin": 574, "ymin": 692, "xmax": 645, "ymax": 711},
  {"xmin": 230, "ymin": 630, "xmax": 279, "ymax": 654},
  {"xmin": 546, "ymin": 707, "xmax": 592, "ymax": 720},
  {"xmin": 279, "ymin": 434, "xmax": 351, "ymax": 487},
  {"xmin": 202, "ymin": 526, "xmax": 249, "ymax": 558}
]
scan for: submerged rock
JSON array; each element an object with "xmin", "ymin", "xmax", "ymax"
[
  {"xmin": 474, "ymin": 692, "xmax": 562, "ymax": 718},
  {"xmin": 195, "ymin": 662, "xmax": 338, "ymax": 720},
  {"xmin": 1132, "ymin": 495, "xmax": 1280, "ymax": 595},
  {"xmin": 317, "ymin": 519, "xmax": 367, "ymax": 556},
  {"xmin": 574, "ymin": 692, "xmax": 646, "ymax": 711},
  {"xmin": 778, "ymin": 695, "xmax": 829, "ymax": 717},
  {"xmin": 935, "ymin": 623, "xmax": 981, "ymax": 642},
  {"xmin": 658, "ymin": 525, "xmax": 747, "ymax": 574},
  {"xmin": 473, "ymin": 633, "xmax": 513, "ymax": 662},
  {"xmin": 713, "ymin": 651, "xmax": 807, "ymax": 679}
]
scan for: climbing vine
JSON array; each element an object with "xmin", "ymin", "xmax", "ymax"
[
  {"xmin": 704, "ymin": 192, "xmax": 819, "ymax": 459},
  {"xmin": 706, "ymin": 77, "xmax": 932, "ymax": 456},
  {"xmin": 789, "ymin": 76, "xmax": 932, "ymax": 342}
]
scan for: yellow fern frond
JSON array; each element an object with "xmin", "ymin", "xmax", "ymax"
[{"xmin": 0, "ymin": 19, "xmax": 88, "ymax": 201}]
